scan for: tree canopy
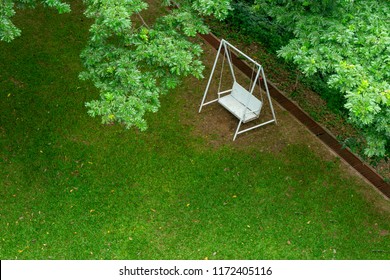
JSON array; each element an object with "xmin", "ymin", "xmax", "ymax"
[
  {"xmin": 254, "ymin": 0, "xmax": 389, "ymax": 157},
  {"xmin": 1, "ymin": 0, "xmax": 71, "ymax": 41},
  {"xmin": 1, "ymin": 0, "xmax": 389, "ymax": 157},
  {"xmin": 1, "ymin": 0, "xmax": 231, "ymax": 130}
]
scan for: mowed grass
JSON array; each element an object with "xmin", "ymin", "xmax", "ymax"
[{"xmin": 1, "ymin": 1, "xmax": 389, "ymax": 260}]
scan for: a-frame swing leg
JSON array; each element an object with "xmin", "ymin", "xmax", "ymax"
[
  {"xmin": 233, "ymin": 119, "xmax": 243, "ymax": 141},
  {"xmin": 261, "ymin": 67, "xmax": 277, "ymax": 124},
  {"xmin": 234, "ymin": 119, "xmax": 276, "ymax": 141},
  {"xmin": 199, "ymin": 40, "xmax": 224, "ymax": 113},
  {"xmin": 232, "ymin": 65, "xmax": 271, "ymax": 141}
]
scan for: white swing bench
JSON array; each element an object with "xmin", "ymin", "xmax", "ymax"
[
  {"xmin": 218, "ymin": 81, "xmax": 262, "ymax": 123},
  {"xmin": 199, "ymin": 39, "xmax": 276, "ymax": 140}
]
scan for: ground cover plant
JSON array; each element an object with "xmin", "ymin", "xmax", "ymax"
[{"xmin": 0, "ymin": 1, "xmax": 390, "ymax": 260}]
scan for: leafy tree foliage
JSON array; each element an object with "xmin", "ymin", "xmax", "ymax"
[
  {"xmin": 0, "ymin": 0, "xmax": 70, "ymax": 41},
  {"xmin": 1, "ymin": 0, "xmax": 231, "ymax": 130},
  {"xmin": 81, "ymin": 0, "xmax": 233, "ymax": 130},
  {"xmin": 254, "ymin": 0, "xmax": 389, "ymax": 157},
  {"xmin": 2, "ymin": 0, "xmax": 388, "ymax": 157}
]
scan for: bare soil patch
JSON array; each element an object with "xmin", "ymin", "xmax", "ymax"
[
  {"xmin": 206, "ymin": 23, "xmax": 389, "ymax": 181},
  {"xmin": 179, "ymin": 38, "xmax": 390, "ymax": 207}
]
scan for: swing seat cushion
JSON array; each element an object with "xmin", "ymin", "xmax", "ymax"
[{"xmin": 218, "ymin": 82, "xmax": 263, "ymax": 123}]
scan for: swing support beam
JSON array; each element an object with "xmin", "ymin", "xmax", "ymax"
[{"xmin": 199, "ymin": 39, "xmax": 277, "ymax": 141}]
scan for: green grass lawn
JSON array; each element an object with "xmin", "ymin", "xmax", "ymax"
[{"xmin": 0, "ymin": 1, "xmax": 389, "ymax": 260}]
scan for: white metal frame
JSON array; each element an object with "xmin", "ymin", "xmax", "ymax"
[{"xmin": 199, "ymin": 39, "xmax": 277, "ymax": 140}]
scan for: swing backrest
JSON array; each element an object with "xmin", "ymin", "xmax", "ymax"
[{"xmin": 231, "ymin": 82, "xmax": 262, "ymax": 115}]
